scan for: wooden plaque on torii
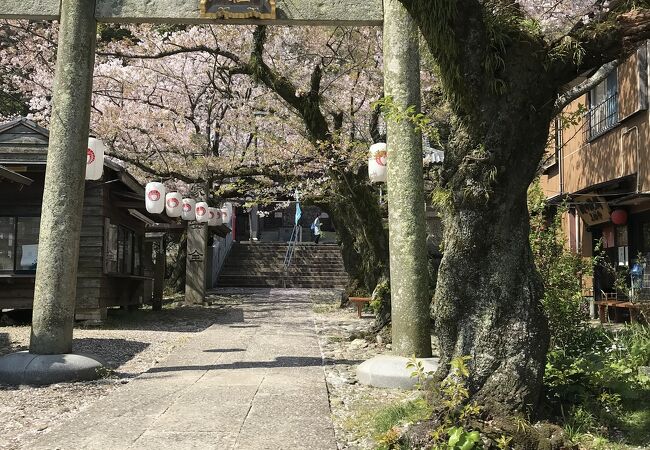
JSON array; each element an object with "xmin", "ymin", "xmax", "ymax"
[{"xmin": 200, "ymin": 0, "xmax": 276, "ymax": 20}]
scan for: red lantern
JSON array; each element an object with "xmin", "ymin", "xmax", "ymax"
[{"xmin": 611, "ymin": 209, "xmax": 628, "ymax": 225}]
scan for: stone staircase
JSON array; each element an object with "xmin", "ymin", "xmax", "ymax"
[{"xmin": 217, "ymin": 242, "xmax": 348, "ymax": 288}]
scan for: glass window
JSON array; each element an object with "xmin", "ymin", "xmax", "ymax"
[
  {"xmin": 615, "ymin": 226, "xmax": 628, "ymax": 247},
  {"xmin": 104, "ymin": 222, "xmax": 118, "ymax": 274},
  {"xmin": 133, "ymin": 235, "xmax": 141, "ymax": 275},
  {"xmin": 588, "ymin": 70, "xmax": 618, "ymax": 138},
  {"xmin": 124, "ymin": 230, "xmax": 133, "ymax": 274},
  {"xmin": 117, "ymin": 227, "xmax": 126, "ymax": 273},
  {"xmin": 108, "ymin": 224, "xmax": 140, "ymax": 275},
  {"xmin": 16, "ymin": 217, "xmax": 40, "ymax": 271},
  {"xmin": 0, "ymin": 217, "xmax": 15, "ymax": 271}
]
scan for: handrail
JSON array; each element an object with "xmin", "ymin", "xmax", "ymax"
[{"xmin": 283, "ymin": 224, "xmax": 301, "ymax": 286}]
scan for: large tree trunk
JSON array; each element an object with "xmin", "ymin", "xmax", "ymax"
[
  {"xmin": 435, "ymin": 185, "xmax": 549, "ymax": 415},
  {"xmin": 433, "ymin": 89, "xmax": 554, "ymax": 416},
  {"xmin": 434, "ymin": 110, "xmax": 554, "ymax": 416},
  {"xmin": 328, "ymin": 170, "xmax": 391, "ymax": 328}
]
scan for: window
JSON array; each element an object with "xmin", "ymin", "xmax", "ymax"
[
  {"xmin": 16, "ymin": 217, "xmax": 40, "ymax": 271},
  {"xmin": 133, "ymin": 235, "xmax": 142, "ymax": 275},
  {"xmin": 105, "ymin": 222, "xmax": 141, "ymax": 276},
  {"xmin": 0, "ymin": 218, "xmax": 15, "ymax": 271},
  {"xmin": 0, "ymin": 216, "xmax": 40, "ymax": 272},
  {"xmin": 587, "ymin": 70, "xmax": 618, "ymax": 139}
]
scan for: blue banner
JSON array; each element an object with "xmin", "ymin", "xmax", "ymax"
[{"xmin": 295, "ymin": 202, "xmax": 302, "ymax": 225}]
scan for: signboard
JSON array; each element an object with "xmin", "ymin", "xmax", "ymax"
[
  {"xmin": 200, "ymin": 0, "xmax": 276, "ymax": 20},
  {"xmin": 575, "ymin": 195, "xmax": 611, "ymax": 226},
  {"xmin": 188, "ymin": 249, "xmax": 204, "ymax": 262}
]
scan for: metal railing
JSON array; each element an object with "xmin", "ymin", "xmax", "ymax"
[
  {"xmin": 282, "ymin": 224, "xmax": 301, "ymax": 287},
  {"xmin": 584, "ymin": 93, "xmax": 618, "ymax": 141}
]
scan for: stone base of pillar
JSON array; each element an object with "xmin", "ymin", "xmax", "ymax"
[
  {"xmin": 0, "ymin": 351, "xmax": 106, "ymax": 385},
  {"xmin": 357, "ymin": 354, "xmax": 439, "ymax": 389}
]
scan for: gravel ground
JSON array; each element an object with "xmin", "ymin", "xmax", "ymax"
[
  {"xmin": 311, "ymin": 294, "xmax": 437, "ymax": 450},
  {"xmin": 0, "ymin": 301, "xmax": 229, "ymax": 450}
]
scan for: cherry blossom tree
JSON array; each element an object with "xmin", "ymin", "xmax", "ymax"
[{"xmin": 0, "ymin": 21, "xmax": 398, "ymax": 315}]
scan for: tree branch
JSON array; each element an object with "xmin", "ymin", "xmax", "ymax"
[
  {"xmin": 97, "ymin": 45, "xmax": 242, "ymax": 65},
  {"xmin": 553, "ymin": 58, "xmax": 620, "ymax": 114},
  {"xmin": 555, "ymin": 8, "xmax": 650, "ymax": 83}
]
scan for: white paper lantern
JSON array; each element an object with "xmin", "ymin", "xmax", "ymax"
[
  {"xmin": 145, "ymin": 182, "xmax": 166, "ymax": 214},
  {"xmin": 221, "ymin": 202, "xmax": 233, "ymax": 224},
  {"xmin": 86, "ymin": 137, "xmax": 105, "ymax": 181},
  {"xmin": 165, "ymin": 192, "xmax": 182, "ymax": 217},
  {"xmin": 181, "ymin": 198, "xmax": 196, "ymax": 221},
  {"xmin": 195, "ymin": 201, "xmax": 209, "ymax": 223},
  {"xmin": 208, "ymin": 207, "xmax": 222, "ymax": 226},
  {"xmin": 368, "ymin": 142, "xmax": 387, "ymax": 183}
]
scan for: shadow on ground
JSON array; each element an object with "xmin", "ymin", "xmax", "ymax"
[
  {"xmin": 91, "ymin": 306, "xmax": 244, "ymax": 332},
  {"xmin": 72, "ymin": 338, "xmax": 150, "ymax": 368},
  {"xmin": 148, "ymin": 355, "xmax": 363, "ymax": 373}
]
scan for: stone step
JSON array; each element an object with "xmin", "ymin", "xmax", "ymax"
[
  {"xmin": 225, "ymin": 260, "xmax": 345, "ymax": 267},
  {"xmin": 218, "ymin": 274, "xmax": 349, "ymax": 282},
  {"xmin": 223, "ymin": 259, "xmax": 345, "ymax": 266},
  {"xmin": 229, "ymin": 251, "xmax": 343, "ymax": 258},
  {"xmin": 218, "ymin": 242, "xmax": 348, "ymax": 289},
  {"xmin": 227, "ymin": 252, "xmax": 344, "ymax": 258},
  {"xmin": 217, "ymin": 278, "xmax": 348, "ymax": 288},
  {"xmin": 220, "ymin": 268, "xmax": 348, "ymax": 276}
]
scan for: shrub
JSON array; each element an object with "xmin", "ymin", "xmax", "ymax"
[{"xmin": 529, "ymin": 181, "xmax": 592, "ymax": 351}]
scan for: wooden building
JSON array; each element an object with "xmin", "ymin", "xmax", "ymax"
[
  {"xmin": 0, "ymin": 118, "xmax": 164, "ymax": 321},
  {"xmin": 541, "ymin": 41, "xmax": 650, "ymax": 318}
]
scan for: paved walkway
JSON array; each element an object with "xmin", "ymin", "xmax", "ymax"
[{"xmin": 30, "ymin": 289, "xmax": 340, "ymax": 450}]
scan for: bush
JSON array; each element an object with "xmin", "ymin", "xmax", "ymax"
[
  {"xmin": 529, "ymin": 181, "xmax": 650, "ymax": 447},
  {"xmin": 529, "ymin": 181, "xmax": 591, "ymax": 351},
  {"xmin": 545, "ymin": 325, "xmax": 650, "ymax": 445}
]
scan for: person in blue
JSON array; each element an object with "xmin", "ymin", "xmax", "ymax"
[{"xmin": 311, "ymin": 216, "xmax": 322, "ymax": 244}]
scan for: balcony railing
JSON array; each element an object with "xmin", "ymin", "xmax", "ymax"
[{"xmin": 584, "ymin": 93, "xmax": 619, "ymax": 141}]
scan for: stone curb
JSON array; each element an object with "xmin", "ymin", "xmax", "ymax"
[
  {"xmin": 0, "ymin": 351, "xmax": 106, "ymax": 385},
  {"xmin": 357, "ymin": 354, "xmax": 439, "ymax": 389}
]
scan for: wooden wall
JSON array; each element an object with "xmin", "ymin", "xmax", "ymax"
[
  {"xmin": 0, "ymin": 170, "xmax": 104, "ymax": 313},
  {"xmin": 541, "ymin": 43, "xmax": 650, "ymax": 197}
]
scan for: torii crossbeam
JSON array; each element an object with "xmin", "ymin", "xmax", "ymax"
[{"xmin": 0, "ymin": 0, "xmax": 383, "ymax": 25}]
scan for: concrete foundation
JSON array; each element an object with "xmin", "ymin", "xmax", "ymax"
[
  {"xmin": 357, "ymin": 354, "xmax": 439, "ymax": 389},
  {"xmin": 0, "ymin": 351, "xmax": 106, "ymax": 385}
]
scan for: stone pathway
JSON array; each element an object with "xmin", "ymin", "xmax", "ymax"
[{"xmin": 28, "ymin": 289, "xmax": 341, "ymax": 450}]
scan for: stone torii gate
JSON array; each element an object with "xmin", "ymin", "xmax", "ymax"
[{"xmin": 0, "ymin": 0, "xmax": 433, "ymax": 384}]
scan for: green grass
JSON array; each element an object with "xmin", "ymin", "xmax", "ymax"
[
  {"xmin": 563, "ymin": 393, "xmax": 650, "ymax": 449},
  {"xmin": 344, "ymin": 396, "xmax": 432, "ymax": 445},
  {"xmin": 371, "ymin": 398, "xmax": 432, "ymax": 436},
  {"xmin": 617, "ymin": 400, "xmax": 650, "ymax": 446}
]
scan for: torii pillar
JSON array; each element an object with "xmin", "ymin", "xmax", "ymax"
[
  {"xmin": 357, "ymin": 0, "xmax": 437, "ymax": 389},
  {"xmin": 383, "ymin": 0, "xmax": 432, "ymax": 358},
  {"xmin": 0, "ymin": 0, "xmax": 105, "ymax": 384}
]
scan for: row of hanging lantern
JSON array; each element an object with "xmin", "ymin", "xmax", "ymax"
[{"xmin": 145, "ymin": 182, "xmax": 232, "ymax": 226}]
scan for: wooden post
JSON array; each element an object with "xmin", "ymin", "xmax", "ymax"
[
  {"xmin": 153, "ymin": 238, "xmax": 165, "ymax": 310},
  {"xmin": 185, "ymin": 222, "xmax": 208, "ymax": 304},
  {"xmin": 29, "ymin": 0, "xmax": 97, "ymax": 355},
  {"xmin": 384, "ymin": 0, "xmax": 432, "ymax": 358}
]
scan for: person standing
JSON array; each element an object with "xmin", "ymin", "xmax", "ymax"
[{"xmin": 311, "ymin": 216, "xmax": 322, "ymax": 244}]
